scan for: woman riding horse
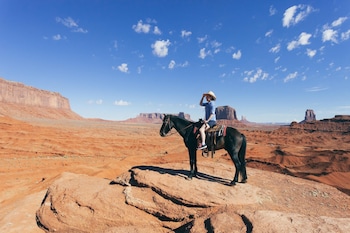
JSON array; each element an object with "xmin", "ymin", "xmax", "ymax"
[{"xmin": 160, "ymin": 114, "xmax": 247, "ymax": 185}]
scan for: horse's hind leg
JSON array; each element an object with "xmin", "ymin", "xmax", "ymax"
[
  {"xmin": 240, "ymin": 161, "xmax": 247, "ymax": 183},
  {"xmin": 228, "ymin": 150, "xmax": 241, "ymax": 185}
]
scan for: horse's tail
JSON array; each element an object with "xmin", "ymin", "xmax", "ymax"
[
  {"xmin": 239, "ymin": 134, "xmax": 248, "ymax": 181},
  {"xmin": 239, "ymin": 134, "xmax": 246, "ymax": 161}
]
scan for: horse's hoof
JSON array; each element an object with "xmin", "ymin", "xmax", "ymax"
[
  {"xmin": 240, "ymin": 179, "xmax": 247, "ymax": 183},
  {"xmin": 229, "ymin": 181, "xmax": 236, "ymax": 186}
]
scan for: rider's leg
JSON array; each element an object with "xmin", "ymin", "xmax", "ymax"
[{"xmin": 198, "ymin": 123, "xmax": 209, "ymax": 149}]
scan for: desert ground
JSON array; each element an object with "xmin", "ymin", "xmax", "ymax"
[{"xmin": 0, "ymin": 116, "xmax": 349, "ymax": 232}]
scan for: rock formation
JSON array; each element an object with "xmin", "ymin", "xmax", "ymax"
[
  {"xmin": 291, "ymin": 115, "xmax": 350, "ymax": 132},
  {"xmin": 36, "ymin": 163, "xmax": 350, "ymax": 232},
  {"xmin": 215, "ymin": 105, "xmax": 237, "ymax": 120},
  {"xmin": 302, "ymin": 109, "xmax": 316, "ymax": 122},
  {"xmin": 0, "ymin": 77, "xmax": 82, "ymax": 120},
  {"xmin": 0, "ymin": 78, "xmax": 69, "ymax": 109},
  {"xmin": 126, "ymin": 112, "xmax": 191, "ymax": 123}
]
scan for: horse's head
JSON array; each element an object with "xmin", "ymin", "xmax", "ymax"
[{"xmin": 159, "ymin": 114, "xmax": 174, "ymax": 137}]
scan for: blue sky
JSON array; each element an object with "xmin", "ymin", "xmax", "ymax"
[{"xmin": 1, "ymin": 1, "xmax": 349, "ymax": 122}]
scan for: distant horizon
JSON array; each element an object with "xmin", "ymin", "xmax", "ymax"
[
  {"xmin": 1, "ymin": 1, "xmax": 349, "ymax": 123},
  {"xmin": 0, "ymin": 75, "xmax": 343, "ymax": 124}
]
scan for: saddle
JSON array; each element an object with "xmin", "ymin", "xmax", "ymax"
[{"xmin": 195, "ymin": 124, "xmax": 226, "ymax": 158}]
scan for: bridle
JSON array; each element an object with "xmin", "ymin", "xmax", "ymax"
[{"xmin": 162, "ymin": 116, "xmax": 193, "ymax": 137}]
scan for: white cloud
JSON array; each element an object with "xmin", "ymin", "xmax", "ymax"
[
  {"xmin": 88, "ymin": 99, "xmax": 103, "ymax": 105},
  {"xmin": 132, "ymin": 19, "xmax": 161, "ymax": 35},
  {"xmin": 322, "ymin": 29, "xmax": 338, "ymax": 43},
  {"xmin": 179, "ymin": 61, "xmax": 189, "ymax": 67},
  {"xmin": 338, "ymin": 105, "xmax": 350, "ymax": 109},
  {"xmin": 265, "ymin": 29, "xmax": 273, "ymax": 37},
  {"xmin": 114, "ymin": 100, "xmax": 131, "ymax": 106},
  {"xmin": 52, "ymin": 34, "xmax": 62, "ymax": 40},
  {"xmin": 305, "ymin": 86, "xmax": 328, "ymax": 92},
  {"xmin": 199, "ymin": 48, "xmax": 210, "ymax": 59},
  {"xmin": 211, "ymin": 40, "xmax": 221, "ymax": 54},
  {"xmin": 232, "ymin": 50, "xmax": 242, "ymax": 60},
  {"xmin": 114, "ymin": 63, "xmax": 128, "ymax": 73},
  {"xmin": 168, "ymin": 60, "xmax": 176, "ymax": 69},
  {"xmin": 283, "ymin": 72, "xmax": 298, "ymax": 82},
  {"xmin": 113, "ymin": 40, "xmax": 118, "ymax": 50},
  {"xmin": 269, "ymin": 43, "xmax": 280, "ymax": 53},
  {"xmin": 274, "ymin": 56, "xmax": 280, "ymax": 63},
  {"xmin": 287, "ymin": 32, "xmax": 312, "ymax": 50},
  {"xmin": 211, "ymin": 40, "xmax": 221, "ymax": 48},
  {"xmin": 287, "ymin": 40, "xmax": 299, "ymax": 51},
  {"xmin": 151, "ymin": 40, "xmax": 171, "ymax": 57},
  {"xmin": 332, "ymin": 17, "xmax": 347, "ymax": 27},
  {"xmin": 197, "ymin": 35, "xmax": 208, "ymax": 43},
  {"xmin": 269, "ymin": 5, "xmax": 277, "ymax": 16},
  {"xmin": 153, "ymin": 26, "xmax": 161, "ymax": 35},
  {"xmin": 56, "ymin": 16, "xmax": 88, "ymax": 33},
  {"xmin": 181, "ymin": 30, "xmax": 192, "ymax": 38},
  {"xmin": 56, "ymin": 17, "xmax": 78, "ymax": 28},
  {"xmin": 282, "ymin": 5, "xmax": 314, "ymax": 28},
  {"xmin": 299, "ymin": 32, "xmax": 312, "ymax": 45},
  {"xmin": 137, "ymin": 66, "xmax": 143, "ymax": 74},
  {"xmin": 243, "ymin": 68, "xmax": 269, "ymax": 83},
  {"xmin": 306, "ymin": 48, "xmax": 317, "ymax": 58},
  {"xmin": 341, "ymin": 29, "xmax": 350, "ymax": 41},
  {"xmin": 132, "ymin": 20, "xmax": 151, "ymax": 33},
  {"xmin": 73, "ymin": 28, "xmax": 88, "ymax": 33}
]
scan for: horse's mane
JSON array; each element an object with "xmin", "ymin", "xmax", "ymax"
[{"xmin": 169, "ymin": 114, "xmax": 196, "ymax": 124}]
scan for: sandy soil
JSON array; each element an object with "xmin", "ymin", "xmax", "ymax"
[{"xmin": 0, "ymin": 116, "xmax": 349, "ymax": 232}]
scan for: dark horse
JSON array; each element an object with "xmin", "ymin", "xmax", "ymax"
[{"xmin": 159, "ymin": 114, "xmax": 247, "ymax": 185}]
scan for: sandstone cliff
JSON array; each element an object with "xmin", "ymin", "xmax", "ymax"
[
  {"xmin": 215, "ymin": 105, "xmax": 237, "ymax": 120},
  {"xmin": 0, "ymin": 77, "xmax": 82, "ymax": 120},
  {"xmin": 0, "ymin": 78, "xmax": 70, "ymax": 108}
]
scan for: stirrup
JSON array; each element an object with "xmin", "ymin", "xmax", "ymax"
[{"xmin": 201, "ymin": 148, "xmax": 209, "ymax": 157}]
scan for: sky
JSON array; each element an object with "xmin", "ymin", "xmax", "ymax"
[{"xmin": 0, "ymin": 0, "xmax": 349, "ymax": 123}]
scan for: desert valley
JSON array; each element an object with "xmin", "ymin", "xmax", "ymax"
[{"xmin": 0, "ymin": 77, "xmax": 349, "ymax": 232}]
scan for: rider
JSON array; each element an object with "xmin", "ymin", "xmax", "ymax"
[{"xmin": 198, "ymin": 91, "xmax": 217, "ymax": 150}]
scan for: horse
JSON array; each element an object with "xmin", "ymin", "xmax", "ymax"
[{"xmin": 159, "ymin": 114, "xmax": 247, "ymax": 185}]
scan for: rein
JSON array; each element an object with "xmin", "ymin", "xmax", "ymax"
[{"xmin": 163, "ymin": 118, "xmax": 194, "ymax": 137}]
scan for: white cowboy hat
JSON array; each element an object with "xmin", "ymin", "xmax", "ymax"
[{"xmin": 205, "ymin": 91, "xmax": 216, "ymax": 100}]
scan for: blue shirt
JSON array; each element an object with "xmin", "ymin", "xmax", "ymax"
[{"xmin": 202, "ymin": 101, "xmax": 216, "ymax": 123}]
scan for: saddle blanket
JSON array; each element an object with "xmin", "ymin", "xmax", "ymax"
[{"xmin": 207, "ymin": 125, "xmax": 226, "ymax": 137}]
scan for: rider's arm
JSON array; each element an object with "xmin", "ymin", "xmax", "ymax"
[
  {"xmin": 206, "ymin": 113, "xmax": 214, "ymax": 122},
  {"xmin": 199, "ymin": 94, "xmax": 205, "ymax": 106}
]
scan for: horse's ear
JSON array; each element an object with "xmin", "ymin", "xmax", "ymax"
[{"xmin": 161, "ymin": 114, "xmax": 166, "ymax": 120}]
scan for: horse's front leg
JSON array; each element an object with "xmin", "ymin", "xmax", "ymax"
[{"xmin": 187, "ymin": 147, "xmax": 197, "ymax": 179}]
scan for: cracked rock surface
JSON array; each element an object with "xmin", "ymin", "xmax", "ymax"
[{"xmin": 36, "ymin": 162, "xmax": 350, "ymax": 232}]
